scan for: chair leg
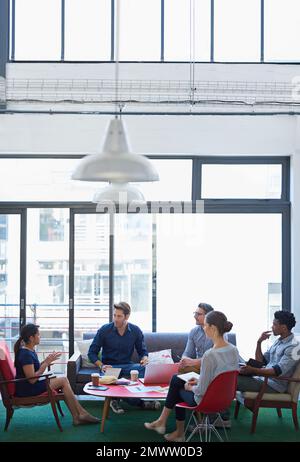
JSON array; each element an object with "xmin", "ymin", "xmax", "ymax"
[
  {"xmin": 292, "ymin": 403, "xmax": 299, "ymax": 430},
  {"xmin": 234, "ymin": 400, "xmax": 240, "ymax": 419},
  {"xmin": 50, "ymin": 400, "xmax": 63, "ymax": 432},
  {"xmin": 4, "ymin": 408, "xmax": 14, "ymax": 431},
  {"xmin": 57, "ymin": 401, "xmax": 65, "ymax": 417},
  {"xmin": 276, "ymin": 408, "xmax": 282, "ymax": 418},
  {"xmin": 250, "ymin": 409, "xmax": 259, "ymax": 434}
]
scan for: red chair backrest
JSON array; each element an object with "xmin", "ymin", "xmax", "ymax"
[
  {"xmin": 197, "ymin": 370, "xmax": 239, "ymax": 414},
  {"xmin": 0, "ymin": 341, "xmax": 16, "ymax": 397}
]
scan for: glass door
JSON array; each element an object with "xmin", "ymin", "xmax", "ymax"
[
  {"xmin": 26, "ymin": 208, "xmax": 70, "ymax": 373},
  {"xmin": 0, "ymin": 211, "xmax": 23, "ymax": 357},
  {"xmin": 72, "ymin": 212, "xmax": 110, "ymax": 352}
]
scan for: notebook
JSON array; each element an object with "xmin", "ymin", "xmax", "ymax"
[
  {"xmin": 140, "ymin": 362, "xmax": 179, "ymax": 385},
  {"xmin": 103, "ymin": 367, "xmax": 121, "ymax": 378}
]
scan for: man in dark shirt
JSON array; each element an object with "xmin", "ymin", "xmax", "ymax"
[{"xmin": 88, "ymin": 301, "xmax": 159, "ymax": 414}]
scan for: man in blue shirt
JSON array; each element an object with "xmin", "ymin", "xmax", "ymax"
[
  {"xmin": 178, "ymin": 302, "xmax": 214, "ymax": 373},
  {"xmin": 88, "ymin": 301, "xmax": 159, "ymax": 414},
  {"xmin": 238, "ymin": 311, "xmax": 299, "ymax": 393}
]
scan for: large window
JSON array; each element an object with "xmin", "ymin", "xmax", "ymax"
[
  {"xmin": 74, "ymin": 213, "xmax": 110, "ymax": 342},
  {"xmin": 201, "ymin": 164, "xmax": 282, "ymax": 199},
  {"xmin": 64, "ymin": 0, "xmax": 111, "ymax": 61},
  {"xmin": 0, "ymin": 158, "xmax": 192, "ymax": 202},
  {"xmin": 14, "ymin": 0, "xmax": 61, "ymax": 60},
  {"xmin": 265, "ymin": 0, "xmax": 300, "ymax": 61},
  {"xmin": 164, "ymin": 0, "xmax": 210, "ymax": 62},
  {"xmin": 119, "ymin": 0, "xmax": 161, "ymax": 61},
  {"xmin": 8, "ymin": 0, "xmax": 300, "ymax": 62},
  {"xmin": 156, "ymin": 213, "xmax": 282, "ymax": 359},
  {"xmin": 114, "ymin": 214, "xmax": 152, "ymax": 331},
  {"xmin": 214, "ymin": 0, "xmax": 261, "ymax": 62}
]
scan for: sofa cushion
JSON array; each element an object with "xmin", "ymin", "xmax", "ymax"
[
  {"xmin": 239, "ymin": 391, "xmax": 292, "ymax": 402},
  {"xmin": 76, "ymin": 339, "xmax": 102, "ymax": 368},
  {"xmin": 132, "ymin": 332, "xmax": 188, "ymax": 363},
  {"xmin": 237, "ymin": 390, "xmax": 292, "ymax": 402}
]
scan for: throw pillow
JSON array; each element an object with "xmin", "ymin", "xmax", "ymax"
[
  {"xmin": 148, "ymin": 349, "xmax": 174, "ymax": 364},
  {"xmin": 76, "ymin": 339, "xmax": 101, "ymax": 368}
]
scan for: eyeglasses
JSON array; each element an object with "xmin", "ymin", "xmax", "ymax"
[{"xmin": 193, "ymin": 312, "xmax": 204, "ymax": 317}]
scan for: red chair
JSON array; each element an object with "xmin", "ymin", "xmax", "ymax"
[
  {"xmin": 176, "ymin": 370, "xmax": 239, "ymax": 442},
  {"xmin": 0, "ymin": 341, "xmax": 65, "ymax": 431}
]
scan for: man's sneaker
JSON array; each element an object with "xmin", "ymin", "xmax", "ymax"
[
  {"xmin": 143, "ymin": 400, "xmax": 161, "ymax": 410},
  {"xmin": 110, "ymin": 399, "xmax": 125, "ymax": 414},
  {"xmin": 212, "ymin": 415, "xmax": 231, "ymax": 428}
]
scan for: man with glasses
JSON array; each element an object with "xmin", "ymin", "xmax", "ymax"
[{"xmin": 178, "ymin": 302, "xmax": 214, "ymax": 374}]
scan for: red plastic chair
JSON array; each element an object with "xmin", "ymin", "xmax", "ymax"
[
  {"xmin": 176, "ymin": 370, "xmax": 239, "ymax": 442},
  {"xmin": 0, "ymin": 341, "xmax": 65, "ymax": 431}
]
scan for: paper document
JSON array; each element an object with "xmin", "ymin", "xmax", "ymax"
[
  {"xmin": 177, "ymin": 372, "xmax": 200, "ymax": 382},
  {"xmin": 125, "ymin": 385, "xmax": 169, "ymax": 393},
  {"xmin": 115, "ymin": 379, "xmax": 138, "ymax": 386}
]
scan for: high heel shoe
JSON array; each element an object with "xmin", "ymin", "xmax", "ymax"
[
  {"xmin": 164, "ymin": 433, "xmax": 185, "ymax": 442},
  {"xmin": 144, "ymin": 422, "xmax": 166, "ymax": 435}
]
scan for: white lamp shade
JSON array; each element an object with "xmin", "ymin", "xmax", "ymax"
[
  {"xmin": 72, "ymin": 118, "xmax": 159, "ymax": 183},
  {"xmin": 93, "ymin": 182, "xmax": 145, "ymax": 203}
]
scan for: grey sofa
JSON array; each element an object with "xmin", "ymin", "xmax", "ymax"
[{"xmin": 67, "ymin": 332, "xmax": 236, "ymax": 394}]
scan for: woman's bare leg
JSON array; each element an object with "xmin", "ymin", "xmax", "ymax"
[
  {"xmin": 49, "ymin": 377, "xmax": 99, "ymax": 424},
  {"xmin": 165, "ymin": 419, "xmax": 185, "ymax": 439},
  {"xmin": 145, "ymin": 406, "xmax": 172, "ymax": 428}
]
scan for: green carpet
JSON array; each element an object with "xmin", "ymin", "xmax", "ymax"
[{"xmin": 0, "ymin": 401, "xmax": 300, "ymax": 442}]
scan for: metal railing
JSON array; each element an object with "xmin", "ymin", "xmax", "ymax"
[{"xmin": 4, "ymin": 78, "xmax": 300, "ymax": 113}]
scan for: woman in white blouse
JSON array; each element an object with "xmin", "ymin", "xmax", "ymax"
[{"xmin": 144, "ymin": 311, "xmax": 239, "ymax": 442}]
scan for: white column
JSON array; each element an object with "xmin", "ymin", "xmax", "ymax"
[{"xmin": 290, "ymin": 118, "xmax": 300, "ymax": 325}]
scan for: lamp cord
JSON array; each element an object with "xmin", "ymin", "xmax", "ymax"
[
  {"xmin": 115, "ymin": 0, "xmax": 120, "ymax": 118},
  {"xmin": 189, "ymin": 0, "xmax": 195, "ymax": 109}
]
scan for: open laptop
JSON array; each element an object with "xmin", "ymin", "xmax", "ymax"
[{"xmin": 140, "ymin": 362, "xmax": 179, "ymax": 385}]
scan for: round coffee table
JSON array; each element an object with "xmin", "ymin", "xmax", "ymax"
[{"xmin": 83, "ymin": 381, "xmax": 168, "ymax": 432}]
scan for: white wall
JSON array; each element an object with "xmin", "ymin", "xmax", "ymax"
[
  {"xmin": 7, "ymin": 62, "xmax": 300, "ymax": 82},
  {"xmin": 291, "ymin": 120, "xmax": 300, "ymax": 322},
  {"xmin": 0, "ymin": 113, "xmax": 296, "ymax": 155}
]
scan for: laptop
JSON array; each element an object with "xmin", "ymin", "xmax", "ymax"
[{"xmin": 140, "ymin": 362, "xmax": 179, "ymax": 385}]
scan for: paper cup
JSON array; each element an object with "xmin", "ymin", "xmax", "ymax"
[
  {"xmin": 130, "ymin": 369, "xmax": 139, "ymax": 381},
  {"xmin": 91, "ymin": 373, "xmax": 100, "ymax": 386}
]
